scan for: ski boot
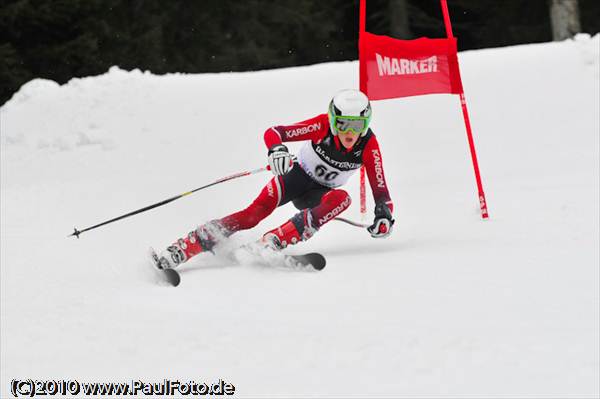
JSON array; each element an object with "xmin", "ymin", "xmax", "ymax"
[
  {"xmin": 261, "ymin": 209, "xmax": 318, "ymax": 250},
  {"xmin": 157, "ymin": 221, "xmax": 228, "ymax": 269}
]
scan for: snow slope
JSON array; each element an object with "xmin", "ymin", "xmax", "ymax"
[{"xmin": 1, "ymin": 34, "xmax": 598, "ymax": 398}]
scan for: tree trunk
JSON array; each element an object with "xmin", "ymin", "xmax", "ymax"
[
  {"xmin": 549, "ymin": 0, "xmax": 581, "ymax": 40},
  {"xmin": 389, "ymin": 0, "xmax": 412, "ymax": 39}
]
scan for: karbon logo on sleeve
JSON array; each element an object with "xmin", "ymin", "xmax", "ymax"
[
  {"xmin": 371, "ymin": 149, "xmax": 386, "ymax": 188},
  {"xmin": 285, "ymin": 122, "xmax": 321, "ymax": 138},
  {"xmin": 375, "ymin": 53, "xmax": 438, "ymax": 76}
]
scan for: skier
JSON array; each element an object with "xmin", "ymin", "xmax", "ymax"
[{"xmin": 156, "ymin": 89, "xmax": 395, "ymax": 269}]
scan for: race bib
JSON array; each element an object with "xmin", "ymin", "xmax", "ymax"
[{"xmin": 297, "ymin": 143, "xmax": 359, "ymax": 188}]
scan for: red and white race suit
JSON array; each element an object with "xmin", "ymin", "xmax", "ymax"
[
  {"xmin": 166, "ymin": 114, "xmax": 395, "ymax": 263},
  {"xmin": 264, "ymin": 113, "xmax": 393, "ymax": 209}
]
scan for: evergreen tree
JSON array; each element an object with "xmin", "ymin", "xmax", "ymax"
[{"xmin": 1, "ymin": 0, "xmax": 599, "ymax": 105}]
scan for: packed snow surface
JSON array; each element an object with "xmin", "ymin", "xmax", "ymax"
[{"xmin": 1, "ymin": 35, "xmax": 599, "ymax": 397}]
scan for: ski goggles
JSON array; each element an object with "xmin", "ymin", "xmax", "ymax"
[{"xmin": 332, "ymin": 116, "xmax": 369, "ymax": 135}]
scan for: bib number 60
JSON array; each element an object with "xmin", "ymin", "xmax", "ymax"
[{"xmin": 315, "ymin": 164, "xmax": 339, "ymax": 181}]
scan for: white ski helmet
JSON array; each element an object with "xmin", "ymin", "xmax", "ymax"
[{"xmin": 328, "ymin": 89, "xmax": 372, "ymax": 137}]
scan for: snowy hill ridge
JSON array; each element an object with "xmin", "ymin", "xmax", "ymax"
[{"xmin": 1, "ymin": 35, "xmax": 599, "ymax": 397}]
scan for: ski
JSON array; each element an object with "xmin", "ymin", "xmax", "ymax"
[
  {"xmin": 283, "ymin": 252, "xmax": 326, "ymax": 271},
  {"xmin": 147, "ymin": 243, "xmax": 325, "ymax": 287},
  {"xmin": 233, "ymin": 243, "xmax": 326, "ymax": 271},
  {"xmin": 148, "ymin": 247, "xmax": 181, "ymax": 286}
]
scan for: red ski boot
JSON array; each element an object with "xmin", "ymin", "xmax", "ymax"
[
  {"xmin": 157, "ymin": 221, "xmax": 227, "ymax": 268},
  {"xmin": 261, "ymin": 210, "xmax": 318, "ymax": 250}
]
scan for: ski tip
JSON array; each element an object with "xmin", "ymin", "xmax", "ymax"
[
  {"xmin": 311, "ymin": 256, "xmax": 326, "ymax": 271},
  {"xmin": 312, "ymin": 262, "xmax": 326, "ymax": 271},
  {"xmin": 164, "ymin": 268, "xmax": 181, "ymax": 287},
  {"xmin": 148, "ymin": 247, "xmax": 180, "ymax": 286},
  {"xmin": 301, "ymin": 253, "xmax": 326, "ymax": 271}
]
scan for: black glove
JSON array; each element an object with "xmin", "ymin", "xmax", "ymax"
[
  {"xmin": 268, "ymin": 144, "xmax": 293, "ymax": 176},
  {"xmin": 367, "ymin": 202, "xmax": 395, "ymax": 238}
]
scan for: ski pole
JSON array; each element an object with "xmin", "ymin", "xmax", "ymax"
[
  {"xmin": 333, "ymin": 217, "xmax": 370, "ymax": 228},
  {"xmin": 69, "ymin": 166, "xmax": 270, "ymax": 238}
]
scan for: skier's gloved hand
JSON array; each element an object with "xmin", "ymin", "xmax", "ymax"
[
  {"xmin": 268, "ymin": 144, "xmax": 293, "ymax": 176},
  {"xmin": 367, "ymin": 202, "xmax": 395, "ymax": 238}
]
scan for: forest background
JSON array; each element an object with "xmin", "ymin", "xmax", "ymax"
[{"xmin": 1, "ymin": 0, "xmax": 599, "ymax": 105}]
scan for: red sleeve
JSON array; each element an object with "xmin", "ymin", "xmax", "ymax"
[
  {"xmin": 363, "ymin": 135, "xmax": 394, "ymax": 214},
  {"xmin": 264, "ymin": 114, "xmax": 329, "ymax": 149}
]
